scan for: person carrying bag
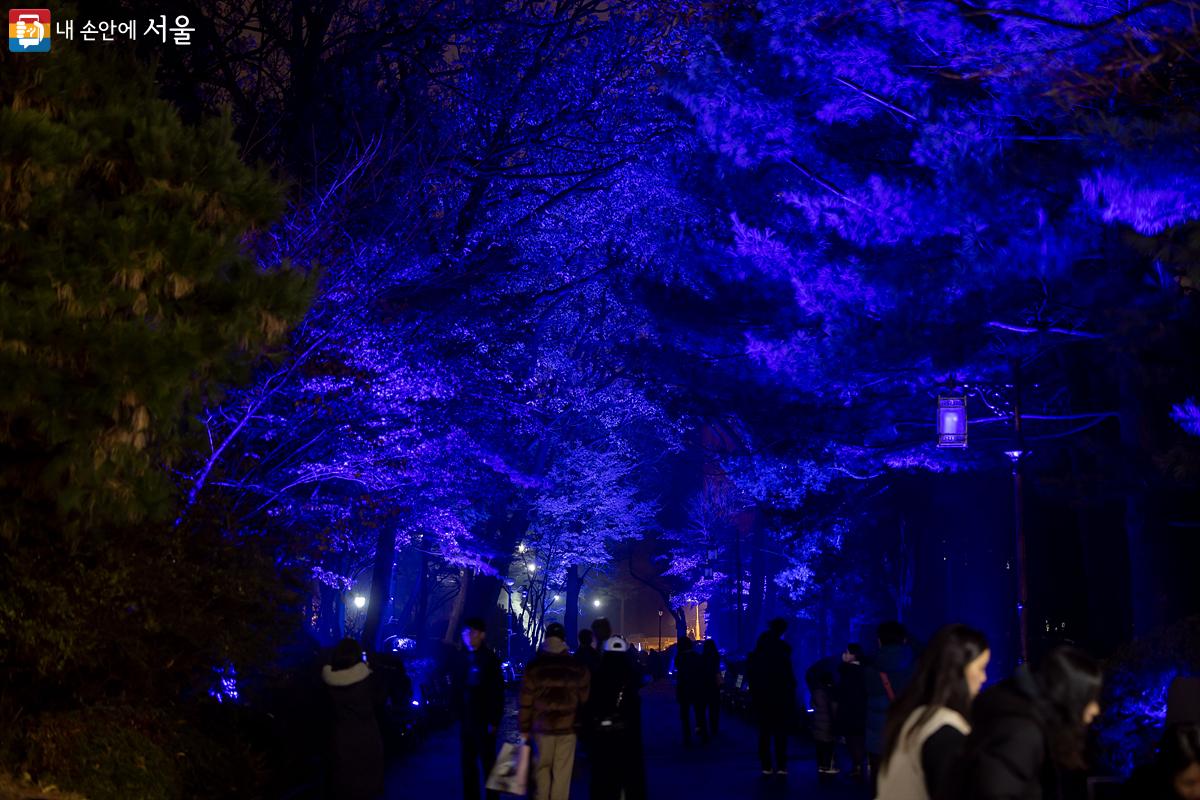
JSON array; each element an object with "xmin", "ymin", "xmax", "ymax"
[{"xmin": 486, "ymin": 740, "xmax": 531, "ymax": 796}]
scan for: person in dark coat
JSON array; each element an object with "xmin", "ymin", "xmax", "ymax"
[
  {"xmin": 456, "ymin": 617, "xmax": 506, "ymax": 800},
  {"xmin": 589, "ymin": 636, "xmax": 647, "ymax": 800},
  {"xmin": 836, "ymin": 643, "xmax": 869, "ymax": 779},
  {"xmin": 957, "ymin": 646, "xmax": 1103, "ymax": 800},
  {"xmin": 748, "ymin": 618, "xmax": 797, "ymax": 775},
  {"xmin": 368, "ymin": 647, "xmax": 413, "ymax": 725},
  {"xmin": 701, "ymin": 639, "xmax": 723, "ymax": 737},
  {"xmin": 322, "ymin": 637, "xmax": 385, "ymax": 800},
  {"xmin": 866, "ymin": 621, "xmax": 917, "ymax": 780},
  {"xmin": 675, "ymin": 636, "xmax": 708, "ymax": 745},
  {"xmin": 806, "ymin": 659, "xmax": 839, "ymax": 775},
  {"xmin": 648, "ymin": 649, "xmax": 664, "ymax": 681},
  {"xmin": 575, "ymin": 629, "xmax": 600, "ymax": 675},
  {"xmin": 574, "ymin": 627, "xmax": 600, "ymax": 742},
  {"xmin": 591, "ymin": 617, "xmax": 613, "ymax": 650}
]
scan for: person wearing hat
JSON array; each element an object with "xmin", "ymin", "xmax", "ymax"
[
  {"xmin": 589, "ymin": 635, "xmax": 647, "ymax": 800},
  {"xmin": 456, "ymin": 617, "xmax": 505, "ymax": 800},
  {"xmin": 519, "ymin": 621, "xmax": 591, "ymax": 800}
]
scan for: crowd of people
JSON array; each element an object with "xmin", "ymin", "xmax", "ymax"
[
  {"xmin": 314, "ymin": 615, "xmax": 1200, "ymax": 800},
  {"xmin": 514, "ymin": 617, "xmax": 647, "ymax": 800},
  {"xmin": 802, "ymin": 621, "xmax": 1200, "ymax": 800}
]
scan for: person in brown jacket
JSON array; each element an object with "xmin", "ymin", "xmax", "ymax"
[{"xmin": 519, "ymin": 622, "xmax": 591, "ymax": 800}]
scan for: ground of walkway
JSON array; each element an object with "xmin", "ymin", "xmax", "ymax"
[{"xmin": 387, "ymin": 680, "xmax": 870, "ymax": 799}]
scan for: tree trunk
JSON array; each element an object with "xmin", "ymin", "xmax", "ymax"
[
  {"xmin": 463, "ymin": 506, "xmax": 525, "ymax": 618},
  {"xmin": 318, "ymin": 582, "xmax": 340, "ymax": 644},
  {"xmin": 705, "ymin": 592, "xmax": 722, "ymax": 645},
  {"xmin": 363, "ymin": 524, "xmax": 396, "ymax": 653},
  {"xmin": 763, "ymin": 561, "xmax": 778, "ymax": 637},
  {"xmin": 1120, "ymin": 353, "xmax": 1162, "ymax": 637},
  {"xmin": 565, "ymin": 564, "xmax": 581, "ymax": 645},
  {"xmin": 413, "ymin": 550, "xmax": 431, "ymax": 639},
  {"xmin": 443, "ymin": 569, "xmax": 470, "ymax": 643},
  {"xmin": 748, "ymin": 522, "xmax": 765, "ymax": 640},
  {"xmin": 333, "ymin": 591, "xmax": 346, "ymax": 641}
]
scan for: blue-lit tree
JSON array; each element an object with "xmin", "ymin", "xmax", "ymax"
[
  {"xmin": 172, "ymin": 0, "xmax": 710, "ymax": 650},
  {"xmin": 661, "ymin": 0, "xmax": 1200, "ymax": 655},
  {"xmin": 145, "ymin": 0, "xmax": 1200, "ymax": 660}
]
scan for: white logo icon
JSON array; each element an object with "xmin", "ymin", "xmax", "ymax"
[{"xmin": 15, "ymin": 14, "xmax": 45, "ymax": 48}]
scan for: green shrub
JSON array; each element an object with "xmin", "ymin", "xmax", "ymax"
[
  {"xmin": 23, "ymin": 707, "xmax": 180, "ymax": 800},
  {"xmin": 15, "ymin": 702, "xmax": 277, "ymax": 800}
]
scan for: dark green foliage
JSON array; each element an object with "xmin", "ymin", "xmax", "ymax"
[
  {"xmin": 20, "ymin": 703, "xmax": 272, "ymax": 800},
  {"xmin": 23, "ymin": 707, "xmax": 180, "ymax": 800},
  {"xmin": 0, "ymin": 35, "xmax": 311, "ymax": 798},
  {"xmin": 0, "ymin": 44, "xmax": 310, "ymax": 544}
]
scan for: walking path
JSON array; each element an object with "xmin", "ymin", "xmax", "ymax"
[{"xmin": 386, "ymin": 680, "xmax": 871, "ymax": 799}]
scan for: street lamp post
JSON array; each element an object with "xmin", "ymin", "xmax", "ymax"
[
  {"xmin": 953, "ymin": 365, "xmax": 1030, "ymax": 666},
  {"xmin": 657, "ymin": 609, "xmax": 664, "ymax": 650},
  {"xmin": 503, "ymin": 578, "xmax": 516, "ymax": 662},
  {"xmin": 1008, "ymin": 357, "xmax": 1029, "ymax": 665}
]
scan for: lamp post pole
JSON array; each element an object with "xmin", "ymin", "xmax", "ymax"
[
  {"xmin": 658, "ymin": 609, "xmax": 664, "ymax": 650},
  {"xmin": 504, "ymin": 580, "xmax": 515, "ymax": 662},
  {"xmin": 1009, "ymin": 358, "xmax": 1029, "ymax": 666}
]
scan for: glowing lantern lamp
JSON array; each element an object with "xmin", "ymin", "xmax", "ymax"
[{"xmin": 937, "ymin": 396, "xmax": 968, "ymax": 448}]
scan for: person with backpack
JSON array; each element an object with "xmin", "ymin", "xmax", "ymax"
[
  {"xmin": 866, "ymin": 621, "xmax": 917, "ymax": 781},
  {"xmin": 589, "ymin": 636, "xmax": 647, "ymax": 800}
]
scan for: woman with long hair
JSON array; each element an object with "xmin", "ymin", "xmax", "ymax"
[
  {"xmin": 959, "ymin": 645, "xmax": 1103, "ymax": 800},
  {"xmin": 1124, "ymin": 721, "xmax": 1200, "ymax": 799},
  {"xmin": 875, "ymin": 624, "xmax": 990, "ymax": 800}
]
